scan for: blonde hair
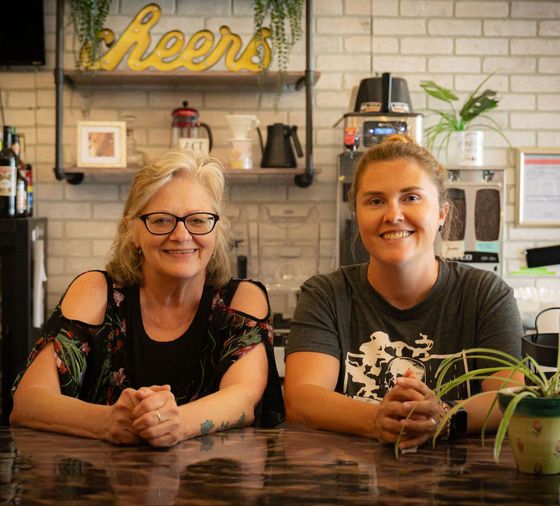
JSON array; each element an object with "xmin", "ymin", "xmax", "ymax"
[{"xmin": 106, "ymin": 150, "xmax": 232, "ymax": 287}]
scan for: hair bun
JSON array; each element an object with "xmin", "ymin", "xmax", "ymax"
[{"xmin": 382, "ymin": 133, "xmax": 416, "ymax": 145}]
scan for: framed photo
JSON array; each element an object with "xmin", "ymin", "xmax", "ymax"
[
  {"xmin": 516, "ymin": 147, "xmax": 560, "ymax": 226},
  {"xmin": 77, "ymin": 121, "xmax": 127, "ymax": 168}
]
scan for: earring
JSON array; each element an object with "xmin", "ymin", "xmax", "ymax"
[
  {"xmin": 438, "ymin": 225, "xmax": 443, "ymax": 232},
  {"xmin": 136, "ymin": 247, "xmax": 142, "ymax": 256}
]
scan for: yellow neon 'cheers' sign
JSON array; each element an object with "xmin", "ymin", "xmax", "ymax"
[{"xmin": 83, "ymin": 3, "xmax": 272, "ymax": 72}]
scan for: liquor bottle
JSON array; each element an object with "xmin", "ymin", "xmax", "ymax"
[
  {"xmin": 12, "ymin": 132, "xmax": 28, "ymax": 217},
  {"xmin": 25, "ymin": 163, "xmax": 33, "ymax": 216},
  {"xmin": 0, "ymin": 126, "xmax": 17, "ymax": 218}
]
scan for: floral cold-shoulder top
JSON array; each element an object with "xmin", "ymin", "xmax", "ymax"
[{"xmin": 12, "ymin": 271, "xmax": 284, "ymax": 427}]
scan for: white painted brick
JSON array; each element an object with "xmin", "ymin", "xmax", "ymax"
[
  {"xmin": 373, "ymin": 18, "xmax": 426, "ymax": 36},
  {"xmin": 511, "ymin": 112, "xmax": 560, "ymax": 130},
  {"xmin": 148, "ymin": 128, "xmax": 171, "ymax": 146},
  {"xmin": 88, "ymin": 109, "xmax": 119, "ymax": 121},
  {"xmin": 484, "ymin": 20, "xmax": 536, "ymax": 37},
  {"xmin": 483, "ymin": 56, "xmax": 536, "ymax": 74},
  {"xmin": 93, "ymin": 203, "xmax": 125, "ymax": 220},
  {"xmin": 316, "ymin": 90, "xmax": 352, "ymax": 108},
  {"xmin": 512, "ymin": 75, "xmax": 560, "ymax": 93},
  {"xmin": 428, "ymin": 57, "xmax": 481, "ymax": 73},
  {"xmin": 372, "ymin": 37, "xmax": 399, "ymax": 54},
  {"xmin": 509, "ymin": 227, "xmax": 560, "ymax": 241},
  {"xmin": 540, "ymin": 20, "xmax": 560, "ymax": 37},
  {"xmin": 499, "ymin": 130, "xmax": 536, "ymax": 146},
  {"xmin": 315, "ymin": 35, "xmax": 343, "ymax": 53},
  {"xmin": 429, "ymin": 19, "xmax": 481, "ymax": 36},
  {"xmin": 499, "ymin": 94, "xmax": 536, "ymax": 111},
  {"xmin": 3, "ymin": 109, "xmax": 36, "ymax": 127},
  {"xmin": 456, "ymin": 38, "xmax": 508, "ymax": 56},
  {"xmin": 47, "ymin": 257, "xmax": 65, "ymax": 276},
  {"xmin": 40, "ymin": 202, "xmax": 92, "ymax": 220},
  {"xmin": 504, "ymin": 240, "xmax": 536, "ymax": 258},
  {"xmin": 93, "ymin": 240, "xmax": 115, "ymax": 258},
  {"xmin": 539, "ymin": 132, "xmax": 560, "ymax": 145},
  {"xmin": 148, "ymin": 90, "xmax": 204, "ymax": 109},
  {"xmin": 346, "ymin": 0, "xmax": 372, "ymax": 15},
  {"xmin": 314, "ymin": 73, "xmax": 343, "ymax": 90},
  {"xmin": 93, "ymin": 91, "xmax": 149, "ymax": 109},
  {"xmin": 288, "ymin": 182, "xmax": 337, "ymax": 201},
  {"xmin": 537, "ymin": 95, "xmax": 560, "ymax": 112},
  {"xmin": 49, "ymin": 239, "xmax": 92, "ymax": 257},
  {"xmin": 344, "ymin": 36, "xmax": 373, "ymax": 53},
  {"xmin": 66, "ymin": 220, "xmax": 118, "ymax": 238},
  {"xmin": 400, "ymin": 1, "xmax": 453, "ymax": 17},
  {"xmin": 455, "ymin": 74, "xmax": 508, "ymax": 92},
  {"xmin": 230, "ymin": 184, "xmax": 287, "ymax": 202},
  {"xmin": 38, "ymin": 183, "xmax": 64, "ymax": 201},
  {"xmin": 35, "ymin": 72, "xmax": 55, "ymax": 88},
  {"xmin": 512, "ymin": 39, "xmax": 560, "ymax": 56},
  {"xmin": 401, "ymin": 37, "xmax": 453, "ymax": 54},
  {"xmin": 0, "ymin": 73, "xmax": 36, "ymax": 89},
  {"xmin": 47, "ymin": 220, "xmax": 64, "ymax": 239},
  {"xmin": 8, "ymin": 91, "xmax": 37, "ymax": 108},
  {"xmin": 65, "ymin": 184, "xmax": 120, "ymax": 201},
  {"xmin": 66, "ymin": 257, "xmax": 107, "ymax": 275},
  {"xmin": 316, "ymin": 2, "xmax": 343, "ymax": 14},
  {"xmin": 317, "ymin": 17, "xmax": 371, "ymax": 34},
  {"xmin": 456, "ymin": 2, "xmax": 509, "ymax": 18},
  {"xmin": 372, "ymin": 0, "xmax": 399, "ymax": 16},
  {"xmin": 538, "ymin": 57, "xmax": 560, "ymax": 74},
  {"xmin": 512, "ymin": 1, "xmax": 560, "ymax": 18},
  {"xmin": 120, "ymin": 0, "xmax": 174, "ymax": 15},
  {"xmin": 317, "ymin": 54, "xmax": 371, "ymax": 72},
  {"xmin": 373, "ymin": 56, "xmax": 426, "ymax": 73}
]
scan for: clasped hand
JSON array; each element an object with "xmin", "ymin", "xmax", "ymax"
[
  {"xmin": 375, "ymin": 375, "xmax": 442, "ymax": 450},
  {"xmin": 105, "ymin": 385, "xmax": 181, "ymax": 447}
]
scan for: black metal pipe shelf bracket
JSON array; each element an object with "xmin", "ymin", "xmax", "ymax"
[{"xmin": 54, "ymin": 0, "xmax": 315, "ymax": 187}]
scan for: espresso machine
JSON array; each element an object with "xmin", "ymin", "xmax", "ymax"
[{"xmin": 336, "ymin": 73, "xmax": 423, "ymax": 266}]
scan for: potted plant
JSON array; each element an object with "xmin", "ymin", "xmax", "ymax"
[
  {"xmin": 428, "ymin": 347, "xmax": 560, "ymax": 475},
  {"xmin": 253, "ymin": 0, "xmax": 304, "ymax": 102},
  {"xmin": 69, "ymin": 0, "xmax": 113, "ymax": 70},
  {"xmin": 420, "ymin": 75, "xmax": 510, "ymax": 166}
]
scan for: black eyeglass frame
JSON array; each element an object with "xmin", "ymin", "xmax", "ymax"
[{"xmin": 138, "ymin": 212, "xmax": 220, "ymax": 236}]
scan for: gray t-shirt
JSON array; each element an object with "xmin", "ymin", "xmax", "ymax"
[{"xmin": 286, "ymin": 259, "xmax": 522, "ymax": 402}]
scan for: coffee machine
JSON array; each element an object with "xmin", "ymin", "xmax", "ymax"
[{"xmin": 336, "ymin": 73, "xmax": 424, "ymax": 266}]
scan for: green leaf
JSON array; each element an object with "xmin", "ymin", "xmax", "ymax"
[{"xmin": 420, "ymin": 81, "xmax": 459, "ymax": 103}]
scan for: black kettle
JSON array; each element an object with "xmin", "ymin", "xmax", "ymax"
[{"xmin": 260, "ymin": 123, "xmax": 304, "ymax": 168}]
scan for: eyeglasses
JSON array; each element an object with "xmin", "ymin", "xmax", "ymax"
[{"xmin": 139, "ymin": 212, "xmax": 219, "ymax": 236}]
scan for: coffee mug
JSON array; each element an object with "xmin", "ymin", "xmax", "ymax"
[{"xmin": 229, "ymin": 139, "xmax": 253, "ymax": 169}]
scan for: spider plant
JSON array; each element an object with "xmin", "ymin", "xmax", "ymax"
[
  {"xmin": 420, "ymin": 74, "xmax": 510, "ymax": 158},
  {"xmin": 394, "ymin": 345, "xmax": 560, "ymax": 467}
]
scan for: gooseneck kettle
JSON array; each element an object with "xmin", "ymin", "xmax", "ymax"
[
  {"xmin": 260, "ymin": 123, "xmax": 304, "ymax": 168},
  {"xmin": 171, "ymin": 101, "xmax": 213, "ymax": 152}
]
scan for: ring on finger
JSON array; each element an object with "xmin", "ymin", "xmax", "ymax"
[
  {"xmin": 155, "ymin": 410, "xmax": 164, "ymax": 424},
  {"xmin": 430, "ymin": 417, "xmax": 438, "ymax": 427}
]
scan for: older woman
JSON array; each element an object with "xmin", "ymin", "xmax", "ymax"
[
  {"xmin": 284, "ymin": 135, "xmax": 523, "ymax": 450},
  {"xmin": 11, "ymin": 150, "xmax": 283, "ymax": 447}
]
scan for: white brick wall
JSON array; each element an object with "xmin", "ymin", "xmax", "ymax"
[{"xmin": 2, "ymin": 0, "xmax": 560, "ymax": 314}]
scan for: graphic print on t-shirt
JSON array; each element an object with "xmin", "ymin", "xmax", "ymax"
[{"xmin": 343, "ymin": 331, "xmax": 469, "ymax": 402}]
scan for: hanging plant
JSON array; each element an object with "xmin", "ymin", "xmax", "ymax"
[
  {"xmin": 253, "ymin": 0, "xmax": 305, "ymax": 102},
  {"xmin": 69, "ymin": 0, "xmax": 113, "ymax": 70}
]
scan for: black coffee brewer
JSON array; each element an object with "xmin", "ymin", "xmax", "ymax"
[{"xmin": 260, "ymin": 123, "xmax": 304, "ymax": 168}]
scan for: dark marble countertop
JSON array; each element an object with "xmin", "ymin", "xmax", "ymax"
[{"xmin": 0, "ymin": 426, "xmax": 558, "ymax": 505}]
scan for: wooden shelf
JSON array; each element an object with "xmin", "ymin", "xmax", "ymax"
[
  {"xmin": 63, "ymin": 70, "xmax": 320, "ymax": 90},
  {"xmin": 64, "ymin": 166, "xmax": 317, "ymax": 183}
]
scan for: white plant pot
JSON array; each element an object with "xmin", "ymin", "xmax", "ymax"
[{"xmin": 442, "ymin": 131, "xmax": 484, "ymax": 167}]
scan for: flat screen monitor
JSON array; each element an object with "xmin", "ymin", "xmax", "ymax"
[{"xmin": 0, "ymin": 0, "xmax": 46, "ymax": 66}]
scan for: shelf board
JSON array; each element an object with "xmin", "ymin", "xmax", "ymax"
[
  {"xmin": 64, "ymin": 166, "xmax": 317, "ymax": 180},
  {"xmin": 63, "ymin": 70, "xmax": 320, "ymax": 90}
]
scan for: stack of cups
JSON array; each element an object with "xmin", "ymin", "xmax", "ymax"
[{"xmin": 226, "ymin": 115, "xmax": 259, "ymax": 170}]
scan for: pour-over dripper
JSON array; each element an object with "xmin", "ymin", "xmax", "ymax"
[{"xmin": 226, "ymin": 114, "xmax": 259, "ymax": 140}]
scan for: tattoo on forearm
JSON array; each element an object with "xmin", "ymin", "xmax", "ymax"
[
  {"xmin": 219, "ymin": 412, "xmax": 247, "ymax": 431},
  {"xmin": 200, "ymin": 419, "xmax": 215, "ymax": 434}
]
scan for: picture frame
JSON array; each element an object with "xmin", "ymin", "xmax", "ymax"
[
  {"xmin": 76, "ymin": 121, "xmax": 127, "ymax": 168},
  {"xmin": 516, "ymin": 147, "xmax": 560, "ymax": 227}
]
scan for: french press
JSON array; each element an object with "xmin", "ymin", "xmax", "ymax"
[{"xmin": 170, "ymin": 101, "xmax": 213, "ymax": 152}]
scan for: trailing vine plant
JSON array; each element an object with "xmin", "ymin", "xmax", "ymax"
[
  {"xmin": 69, "ymin": 0, "xmax": 113, "ymax": 70},
  {"xmin": 253, "ymin": 0, "xmax": 305, "ymax": 104}
]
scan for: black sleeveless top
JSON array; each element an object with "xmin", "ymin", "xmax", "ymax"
[{"xmin": 13, "ymin": 272, "xmax": 285, "ymax": 427}]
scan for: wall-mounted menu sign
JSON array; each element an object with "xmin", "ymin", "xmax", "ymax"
[
  {"xmin": 516, "ymin": 147, "xmax": 560, "ymax": 226},
  {"xmin": 82, "ymin": 3, "xmax": 271, "ymax": 72}
]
